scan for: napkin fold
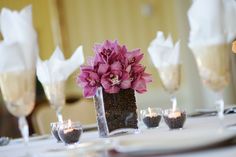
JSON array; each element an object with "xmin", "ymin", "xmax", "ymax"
[
  {"xmin": 0, "ymin": 5, "xmax": 38, "ymax": 72},
  {"xmin": 148, "ymin": 31, "xmax": 180, "ymax": 68},
  {"xmin": 188, "ymin": 0, "xmax": 236, "ymax": 48},
  {"xmin": 37, "ymin": 46, "xmax": 84, "ymax": 84}
]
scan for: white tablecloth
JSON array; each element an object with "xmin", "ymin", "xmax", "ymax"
[{"xmin": 1, "ymin": 114, "xmax": 236, "ymax": 157}]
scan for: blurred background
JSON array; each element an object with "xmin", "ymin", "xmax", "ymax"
[{"xmin": 0, "ymin": 0, "xmax": 235, "ymax": 138}]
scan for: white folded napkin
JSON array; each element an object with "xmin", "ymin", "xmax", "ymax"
[
  {"xmin": 36, "ymin": 46, "xmax": 84, "ymax": 84},
  {"xmin": 0, "ymin": 5, "xmax": 38, "ymax": 72},
  {"xmin": 188, "ymin": 0, "xmax": 236, "ymax": 48},
  {"xmin": 148, "ymin": 31, "xmax": 180, "ymax": 68}
]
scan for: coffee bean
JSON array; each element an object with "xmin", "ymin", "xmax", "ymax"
[
  {"xmin": 163, "ymin": 112, "xmax": 186, "ymax": 129},
  {"xmin": 143, "ymin": 115, "xmax": 161, "ymax": 128},
  {"xmin": 59, "ymin": 129, "xmax": 82, "ymax": 144}
]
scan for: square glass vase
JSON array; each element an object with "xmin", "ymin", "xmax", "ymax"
[{"xmin": 94, "ymin": 87, "xmax": 138, "ymax": 137}]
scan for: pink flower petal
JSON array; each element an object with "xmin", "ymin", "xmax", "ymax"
[
  {"xmin": 135, "ymin": 53, "xmax": 144, "ymax": 63},
  {"xmin": 104, "ymin": 40, "xmax": 113, "ymax": 49},
  {"xmin": 126, "ymin": 49, "xmax": 143, "ymax": 65},
  {"xmin": 132, "ymin": 79, "xmax": 147, "ymax": 93},
  {"xmin": 132, "ymin": 64, "xmax": 144, "ymax": 73},
  {"xmin": 77, "ymin": 76, "xmax": 88, "ymax": 87},
  {"xmin": 142, "ymin": 73, "xmax": 152, "ymax": 82},
  {"xmin": 122, "ymin": 71, "xmax": 129, "ymax": 80},
  {"xmin": 83, "ymin": 86, "xmax": 97, "ymax": 98},
  {"xmin": 126, "ymin": 65, "xmax": 132, "ymax": 73},
  {"xmin": 121, "ymin": 79, "xmax": 131, "ymax": 89},
  {"xmin": 101, "ymin": 77, "xmax": 111, "ymax": 89},
  {"xmin": 111, "ymin": 61, "xmax": 122, "ymax": 71},
  {"xmin": 116, "ymin": 45, "xmax": 127, "ymax": 60},
  {"xmin": 94, "ymin": 53, "xmax": 104, "ymax": 65},
  {"xmin": 98, "ymin": 63, "xmax": 109, "ymax": 75},
  {"xmin": 89, "ymin": 72, "xmax": 100, "ymax": 80},
  {"xmin": 80, "ymin": 65, "xmax": 94, "ymax": 71}
]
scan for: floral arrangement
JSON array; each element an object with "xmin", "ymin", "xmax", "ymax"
[{"xmin": 77, "ymin": 40, "xmax": 152, "ymax": 98}]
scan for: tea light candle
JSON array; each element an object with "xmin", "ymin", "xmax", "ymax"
[
  {"xmin": 141, "ymin": 107, "xmax": 162, "ymax": 128},
  {"xmin": 58, "ymin": 120, "xmax": 82, "ymax": 145},
  {"xmin": 163, "ymin": 109, "xmax": 186, "ymax": 129},
  {"xmin": 168, "ymin": 110, "xmax": 181, "ymax": 118},
  {"xmin": 147, "ymin": 107, "xmax": 157, "ymax": 117}
]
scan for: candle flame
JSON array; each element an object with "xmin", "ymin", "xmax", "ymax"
[
  {"xmin": 63, "ymin": 119, "xmax": 74, "ymax": 134},
  {"xmin": 148, "ymin": 107, "xmax": 151, "ymax": 115},
  {"xmin": 172, "ymin": 103, "xmax": 176, "ymax": 112},
  {"xmin": 168, "ymin": 111, "xmax": 181, "ymax": 118}
]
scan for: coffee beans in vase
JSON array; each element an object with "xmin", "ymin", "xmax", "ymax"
[
  {"xmin": 163, "ymin": 109, "xmax": 186, "ymax": 129},
  {"xmin": 141, "ymin": 107, "xmax": 162, "ymax": 128},
  {"xmin": 58, "ymin": 120, "xmax": 83, "ymax": 145},
  {"xmin": 94, "ymin": 88, "xmax": 138, "ymax": 137}
]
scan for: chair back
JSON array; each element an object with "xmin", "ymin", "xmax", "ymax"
[{"xmin": 32, "ymin": 98, "xmax": 96, "ymax": 135}]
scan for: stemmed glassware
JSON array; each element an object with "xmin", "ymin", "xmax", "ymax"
[
  {"xmin": 42, "ymin": 80, "xmax": 65, "ymax": 122},
  {"xmin": 0, "ymin": 70, "xmax": 35, "ymax": 145},
  {"xmin": 158, "ymin": 64, "xmax": 181, "ymax": 110},
  {"xmin": 192, "ymin": 44, "xmax": 230, "ymax": 122}
]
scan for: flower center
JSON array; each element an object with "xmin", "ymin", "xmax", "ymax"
[
  {"xmin": 90, "ymin": 80, "xmax": 96, "ymax": 86},
  {"xmin": 129, "ymin": 57, "xmax": 136, "ymax": 64},
  {"xmin": 129, "ymin": 72, "xmax": 137, "ymax": 81},
  {"xmin": 101, "ymin": 49, "xmax": 112, "ymax": 57},
  {"xmin": 87, "ymin": 78, "xmax": 96, "ymax": 86},
  {"xmin": 110, "ymin": 74, "xmax": 120, "ymax": 85}
]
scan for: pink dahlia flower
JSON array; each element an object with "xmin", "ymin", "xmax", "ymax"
[
  {"xmin": 125, "ymin": 49, "xmax": 144, "ymax": 65},
  {"xmin": 77, "ymin": 66, "xmax": 100, "ymax": 97},
  {"xmin": 93, "ymin": 40, "xmax": 121, "ymax": 65},
  {"xmin": 100, "ymin": 61, "xmax": 131, "ymax": 93},
  {"xmin": 101, "ymin": 70, "xmax": 131, "ymax": 93},
  {"xmin": 130, "ymin": 64, "xmax": 152, "ymax": 93}
]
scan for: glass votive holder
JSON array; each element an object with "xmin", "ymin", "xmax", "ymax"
[
  {"xmin": 163, "ymin": 108, "xmax": 186, "ymax": 130},
  {"xmin": 140, "ymin": 107, "xmax": 162, "ymax": 128},
  {"xmin": 58, "ymin": 120, "xmax": 83, "ymax": 145},
  {"xmin": 50, "ymin": 122, "xmax": 61, "ymax": 142}
]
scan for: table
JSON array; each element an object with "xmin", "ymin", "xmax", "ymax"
[{"xmin": 1, "ymin": 114, "xmax": 236, "ymax": 157}]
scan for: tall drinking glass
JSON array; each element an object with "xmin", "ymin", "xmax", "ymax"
[
  {"xmin": 158, "ymin": 64, "xmax": 181, "ymax": 110},
  {"xmin": 43, "ymin": 81, "xmax": 65, "ymax": 122},
  {"xmin": 0, "ymin": 70, "xmax": 35, "ymax": 145},
  {"xmin": 191, "ymin": 44, "xmax": 230, "ymax": 121}
]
